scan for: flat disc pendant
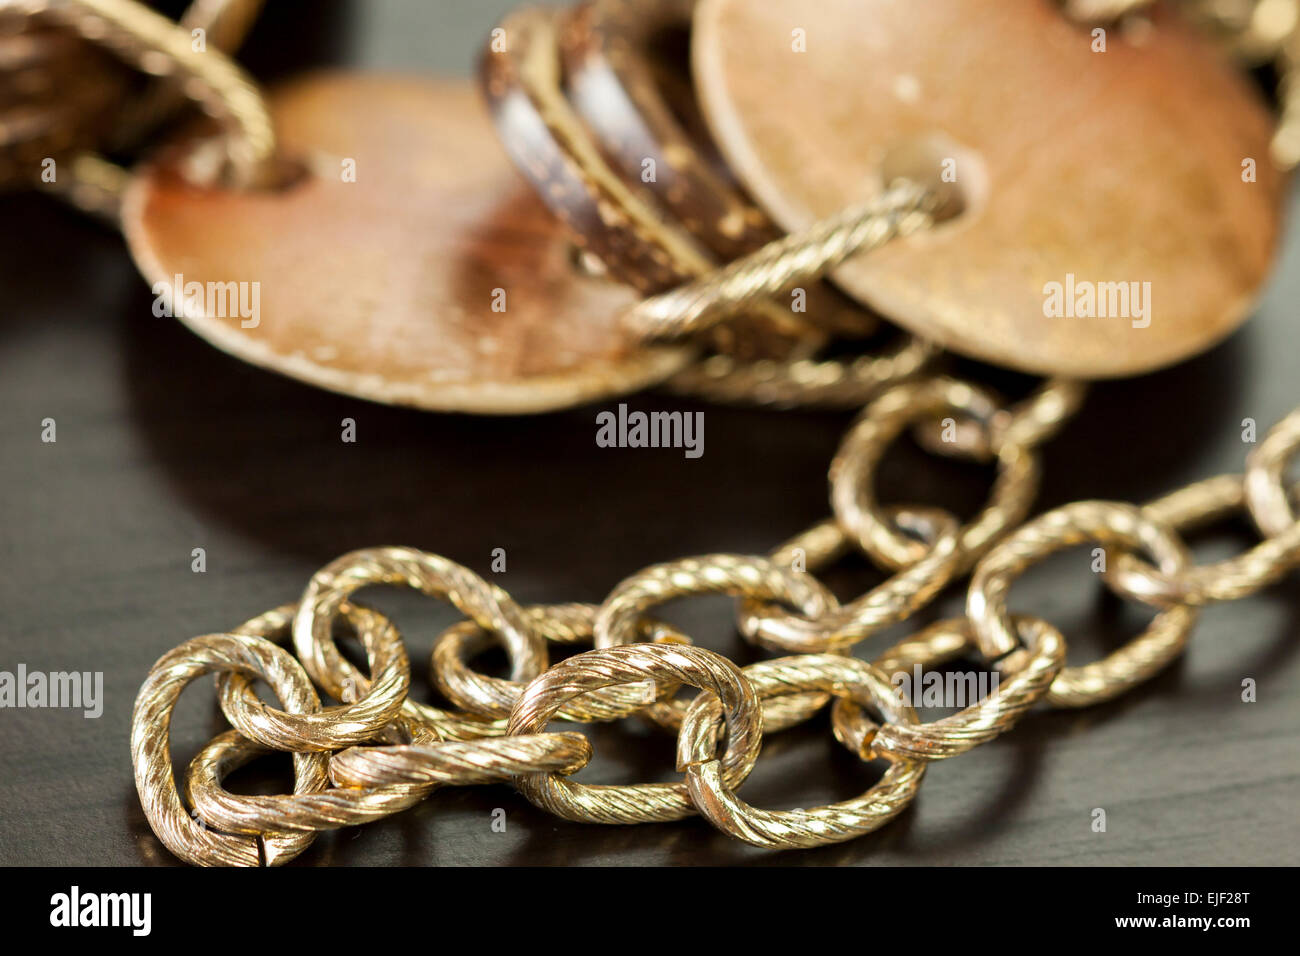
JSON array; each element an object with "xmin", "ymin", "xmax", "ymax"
[
  {"xmin": 692, "ymin": 0, "xmax": 1286, "ymax": 378},
  {"xmin": 121, "ymin": 73, "xmax": 690, "ymax": 413}
]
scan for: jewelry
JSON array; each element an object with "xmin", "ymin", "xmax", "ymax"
[{"xmin": 3, "ymin": 0, "xmax": 1296, "ymax": 864}]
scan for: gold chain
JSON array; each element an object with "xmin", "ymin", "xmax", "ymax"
[
  {"xmin": 5, "ymin": 0, "xmax": 1298, "ymax": 862},
  {"xmin": 127, "ymin": 394, "xmax": 1300, "ymax": 863}
]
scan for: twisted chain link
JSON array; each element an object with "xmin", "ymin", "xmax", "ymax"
[
  {"xmin": 16, "ymin": 0, "xmax": 1288, "ymax": 861},
  {"xmin": 129, "ymin": 394, "xmax": 1300, "ymax": 862},
  {"xmin": 3, "ymin": 0, "xmax": 277, "ymax": 191}
]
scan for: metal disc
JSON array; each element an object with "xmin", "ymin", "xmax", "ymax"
[
  {"xmin": 122, "ymin": 72, "xmax": 691, "ymax": 413},
  {"xmin": 692, "ymin": 0, "xmax": 1286, "ymax": 378}
]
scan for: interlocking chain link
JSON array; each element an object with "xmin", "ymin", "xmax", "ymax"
[
  {"xmin": 16, "ymin": 0, "xmax": 1287, "ymax": 861},
  {"xmin": 129, "ymin": 396, "xmax": 1300, "ymax": 862}
]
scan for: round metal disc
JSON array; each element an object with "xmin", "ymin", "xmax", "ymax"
[
  {"xmin": 692, "ymin": 0, "xmax": 1286, "ymax": 378},
  {"xmin": 122, "ymin": 72, "xmax": 690, "ymax": 413}
]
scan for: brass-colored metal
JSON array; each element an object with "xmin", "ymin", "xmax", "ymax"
[
  {"xmin": 911, "ymin": 377, "xmax": 1088, "ymax": 461},
  {"xmin": 14, "ymin": 0, "xmax": 278, "ymax": 188},
  {"xmin": 131, "ymin": 609, "xmax": 328, "ymax": 867},
  {"xmin": 692, "ymin": 0, "xmax": 1286, "ymax": 377},
  {"xmin": 622, "ymin": 181, "xmax": 940, "ymax": 342},
  {"xmin": 830, "ymin": 616, "xmax": 1065, "ymax": 761},
  {"xmin": 507, "ymin": 643, "xmax": 763, "ymax": 823},
  {"xmin": 111, "ymin": 0, "xmax": 265, "ymax": 148},
  {"xmin": 0, "ymin": 12, "xmax": 127, "ymax": 189},
  {"xmin": 679, "ymin": 655, "xmax": 925, "ymax": 848},
  {"xmin": 217, "ymin": 603, "xmax": 409, "ymax": 752},
  {"xmin": 594, "ymin": 553, "xmax": 835, "ymax": 729},
  {"xmin": 129, "ymin": 405, "xmax": 1300, "ymax": 862},
  {"xmin": 1105, "ymin": 469, "xmax": 1300, "ymax": 606},
  {"xmin": 123, "ymin": 74, "xmax": 695, "ymax": 415},
  {"xmin": 968, "ymin": 501, "xmax": 1200, "ymax": 707},
  {"xmin": 329, "ymin": 733, "xmax": 594, "ymax": 789},
  {"xmin": 185, "ymin": 728, "xmax": 433, "ymax": 836},
  {"xmin": 291, "ymin": 548, "xmax": 548, "ymax": 744},
  {"xmin": 430, "ymin": 602, "xmax": 689, "ymax": 726},
  {"xmin": 663, "ymin": 335, "xmax": 939, "ymax": 409},
  {"xmin": 1245, "ymin": 406, "xmax": 1300, "ymax": 536},
  {"xmin": 481, "ymin": 4, "xmax": 823, "ymax": 358},
  {"xmin": 107, "ymin": 0, "xmax": 1300, "ymax": 866},
  {"xmin": 831, "ymin": 377, "xmax": 1043, "ymax": 570},
  {"xmin": 737, "ymin": 506, "xmax": 963, "ymax": 653}
]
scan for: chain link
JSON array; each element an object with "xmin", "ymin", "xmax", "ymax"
[
  {"xmin": 13, "ymin": 0, "xmax": 1288, "ymax": 861},
  {"xmin": 128, "ymin": 393, "xmax": 1300, "ymax": 861}
]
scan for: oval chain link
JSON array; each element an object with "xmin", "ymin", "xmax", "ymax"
[
  {"xmin": 99, "ymin": 0, "xmax": 1300, "ymax": 861},
  {"xmin": 128, "ymin": 399, "xmax": 1300, "ymax": 859}
]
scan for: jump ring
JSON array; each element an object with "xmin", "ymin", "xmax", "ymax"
[
  {"xmin": 1245, "ymin": 407, "xmax": 1300, "ymax": 537},
  {"xmin": 217, "ymin": 602, "xmax": 409, "ymax": 752},
  {"xmin": 293, "ymin": 547, "xmax": 546, "ymax": 742},
  {"xmin": 184, "ymin": 726, "xmax": 434, "ymax": 836},
  {"xmin": 432, "ymin": 602, "xmax": 689, "ymax": 726},
  {"xmin": 1104, "ymin": 474, "xmax": 1300, "ymax": 606},
  {"xmin": 831, "ymin": 376, "xmax": 1041, "ymax": 571},
  {"xmin": 737, "ymin": 506, "xmax": 963, "ymax": 653},
  {"xmin": 968, "ymin": 500, "xmax": 1198, "ymax": 708},
  {"xmin": 830, "ymin": 615, "xmax": 1065, "ymax": 761},
  {"xmin": 595, "ymin": 553, "xmax": 837, "ymax": 730},
  {"xmin": 679, "ymin": 655, "xmax": 925, "ymax": 849},
  {"xmin": 507, "ymin": 644, "xmax": 762, "ymax": 824},
  {"xmin": 131, "ymin": 608, "xmax": 326, "ymax": 867}
]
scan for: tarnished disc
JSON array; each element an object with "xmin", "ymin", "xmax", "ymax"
[
  {"xmin": 122, "ymin": 73, "xmax": 690, "ymax": 413},
  {"xmin": 692, "ymin": 0, "xmax": 1286, "ymax": 378}
]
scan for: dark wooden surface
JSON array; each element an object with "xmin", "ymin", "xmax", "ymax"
[{"xmin": 1, "ymin": 0, "xmax": 1298, "ymax": 866}]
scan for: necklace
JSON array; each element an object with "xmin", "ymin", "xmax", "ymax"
[{"xmin": 5, "ymin": 0, "xmax": 1297, "ymax": 863}]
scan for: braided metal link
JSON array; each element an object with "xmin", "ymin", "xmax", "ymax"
[
  {"xmin": 737, "ymin": 506, "xmax": 964, "ymax": 654},
  {"xmin": 431, "ymin": 602, "xmax": 689, "ymax": 725},
  {"xmin": 679, "ymin": 655, "xmax": 926, "ymax": 849},
  {"xmin": 634, "ymin": 183, "xmax": 943, "ymax": 411},
  {"xmin": 622, "ymin": 181, "xmax": 938, "ymax": 342},
  {"xmin": 594, "ymin": 553, "xmax": 838, "ymax": 730},
  {"xmin": 111, "ymin": 0, "xmax": 264, "ymax": 146},
  {"xmin": 1098, "ymin": 411, "xmax": 1300, "ymax": 606},
  {"xmin": 830, "ymin": 616, "xmax": 1066, "ymax": 761},
  {"xmin": 508, "ymin": 643, "xmax": 763, "ymax": 824},
  {"xmin": 128, "ymin": 409, "xmax": 1300, "ymax": 863},
  {"xmin": 293, "ymin": 547, "xmax": 548, "ymax": 742},
  {"xmin": 1105, "ymin": 472, "xmax": 1300, "ymax": 606},
  {"xmin": 912, "ymin": 377, "xmax": 1088, "ymax": 461},
  {"xmin": 664, "ymin": 334, "xmax": 939, "ymax": 409},
  {"xmin": 185, "ymin": 728, "xmax": 434, "ymax": 836},
  {"xmin": 217, "ymin": 602, "xmax": 409, "ymax": 752},
  {"xmin": 1245, "ymin": 406, "xmax": 1300, "ymax": 536},
  {"xmin": 329, "ymin": 733, "xmax": 594, "ymax": 788},
  {"xmin": 35, "ymin": 0, "xmax": 1298, "ymax": 866},
  {"xmin": 831, "ymin": 376, "xmax": 1044, "ymax": 571},
  {"xmin": 968, "ymin": 501, "xmax": 1200, "ymax": 708},
  {"xmin": 131, "ymin": 611, "xmax": 328, "ymax": 867}
]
